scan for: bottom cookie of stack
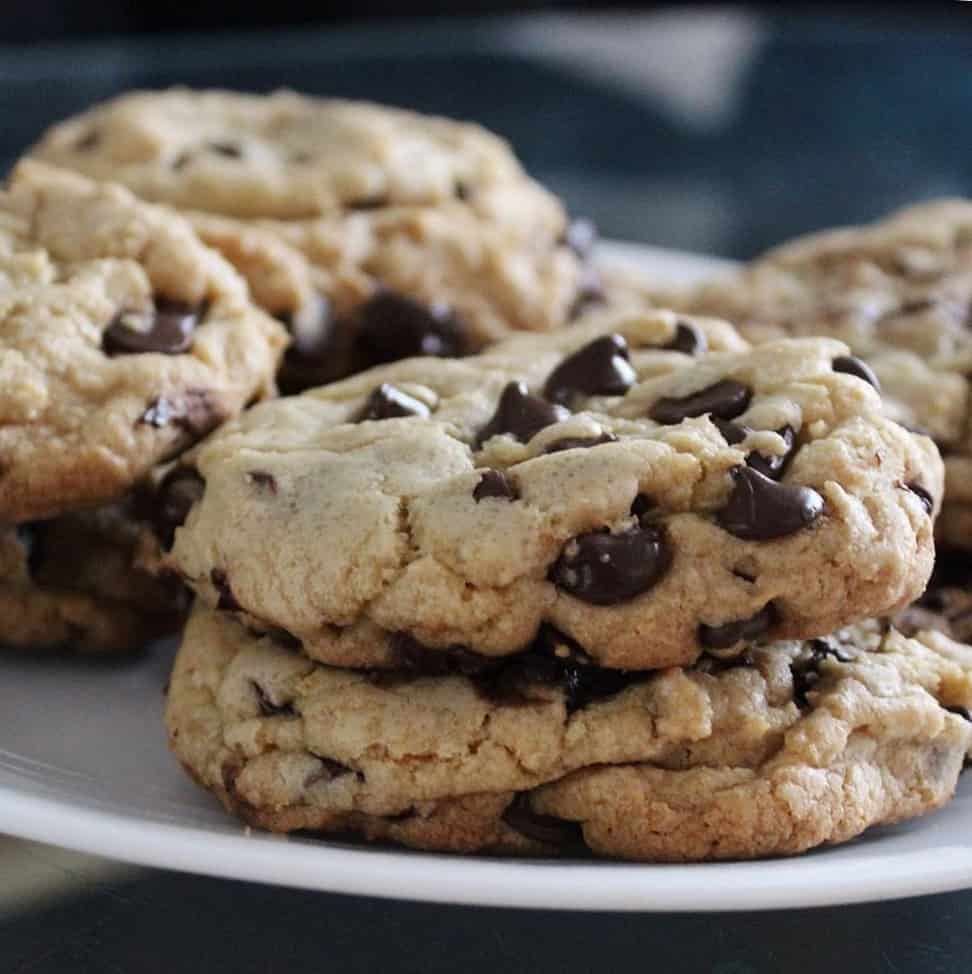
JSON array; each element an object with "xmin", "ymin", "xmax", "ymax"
[{"xmin": 165, "ymin": 607, "xmax": 972, "ymax": 861}]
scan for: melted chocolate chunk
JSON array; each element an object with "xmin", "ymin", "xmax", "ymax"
[
  {"xmin": 833, "ymin": 355, "xmax": 881, "ymax": 392},
  {"xmin": 353, "ymin": 292, "xmax": 466, "ymax": 367},
  {"xmin": 154, "ymin": 467, "xmax": 205, "ymax": 548},
  {"xmin": 247, "ymin": 471, "xmax": 278, "ymax": 493},
  {"xmin": 791, "ymin": 639, "xmax": 853, "ymax": 708},
  {"xmin": 281, "ymin": 296, "xmax": 336, "ymax": 363},
  {"xmin": 550, "ymin": 524, "xmax": 671, "ymax": 606},
  {"xmin": 208, "ymin": 140, "xmax": 243, "ymax": 158},
  {"xmin": 210, "ymin": 569, "xmax": 241, "ymax": 612},
  {"xmin": 717, "ymin": 466, "xmax": 824, "ymax": 541},
  {"xmin": 665, "ymin": 320, "xmax": 707, "ymax": 357},
  {"xmin": 355, "ymin": 384, "xmax": 431, "ymax": 422},
  {"xmin": 542, "ymin": 432, "xmax": 618, "ymax": 455},
  {"xmin": 16, "ymin": 523, "xmax": 46, "ymax": 578},
  {"xmin": 139, "ymin": 389, "xmax": 221, "ymax": 436},
  {"xmin": 544, "ymin": 334, "xmax": 636, "ymax": 407},
  {"xmin": 650, "ymin": 379, "xmax": 752, "ymax": 425},
  {"xmin": 906, "ymin": 482, "xmax": 934, "ymax": 515},
  {"xmin": 251, "ymin": 681, "xmax": 296, "ymax": 718},
  {"xmin": 746, "ymin": 426, "xmax": 796, "ymax": 480},
  {"xmin": 501, "ymin": 793, "xmax": 585, "ymax": 846},
  {"xmin": 476, "ymin": 381, "xmax": 569, "ymax": 447},
  {"xmin": 388, "ymin": 633, "xmax": 494, "ymax": 679},
  {"xmin": 712, "ymin": 417, "xmax": 748, "ymax": 445},
  {"xmin": 699, "ymin": 604, "xmax": 777, "ymax": 650},
  {"xmin": 489, "ymin": 626, "xmax": 636, "ymax": 713},
  {"xmin": 473, "ymin": 469, "xmax": 518, "ymax": 502},
  {"xmin": 104, "ymin": 299, "xmax": 201, "ymax": 356},
  {"xmin": 562, "ymin": 218, "xmax": 598, "ymax": 261},
  {"xmin": 630, "ymin": 494, "xmax": 656, "ymax": 525},
  {"xmin": 947, "ymin": 705, "xmax": 972, "ymax": 723}
]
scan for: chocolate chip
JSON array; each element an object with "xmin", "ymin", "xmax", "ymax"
[
  {"xmin": 562, "ymin": 218, "xmax": 598, "ymax": 261},
  {"xmin": 717, "ymin": 466, "xmax": 824, "ymax": 541},
  {"xmin": 454, "ymin": 180, "xmax": 471, "ymax": 202},
  {"xmin": 947, "ymin": 705, "xmax": 972, "ymax": 722},
  {"xmin": 699, "ymin": 604, "xmax": 777, "ymax": 650},
  {"xmin": 650, "ymin": 379, "xmax": 752, "ymax": 425},
  {"xmin": 153, "ymin": 467, "xmax": 205, "ymax": 548},
  {"xmin": 501, "ymin": 793, "xmax": 584, "ymax": 846},
  {"xmin": 550, "ymin": 524, "xmax": 671, "ymax": 605},
  {"xmin": 473, "ymin": 469, "xmax": 517, "ymax": 502},
  {"xmin": 251, "ymin": 681, "xmax": 295, "ymax": 718},
  {"xmin": 355, "ymin": 384, "xmax": 431, "ymax": 422},
  {"xmin": 906, "ymin": 482, "xmax": 934, "ymax": 515},
  {"xmin": 347, "ymin": 195, "xmax": 389, "ymax": 210},
  {"xmin": 542, "ymin": 432, "xmax": 618, "ymax": 455},
  {"xmin": 899, "ymin": 298, "xmax": 936, "ymax": 315},
  {"xmin": 104, "ymin": 299, "xmax": 201, "ymax": 356},
  {"xmin": 714, "ymin": 421, "xmax": 795, "ymax": 480},
  {"xmin": 665, "ymin": 320, "xmax": 707, "ymax": 357},
  {"xmin": 833, "ymin": 355, "xmax": 881, "ymax": 392},
  {"xmin": 211, "ymin": 569, "xmax": 241, "ymax": 612},
  {"xmin": 791, "ymin": 639, "xmax": 853, "ymax": 708},
  {"xmin": 208, "ymin": 140, "xmax": 243, "ymax": 158},
  {"xmin": 746, "ymin": 426, "xmax": 796, "ymax": 480},
  {"xmin": 630, "ymin": 494, "xmax": 656, "ymax": 525},
  {"xmin": 353, "ymin": 292, "xmax": 466, "ymax": 367},
  {"xmin": 712, "ymin": 418, "xmax": 748, "ymax": 445},
  {"xmin": 74, "ymin": 129, "xmax": 100, "ymax": 151},
  {"xmin": 544, "ymin": 334, "xmax": 637, "ymax": 407},
  {"xmin": 476, "ymin": 381, "xmax": 569, "ymax": 447},
  {"xmin": 139, "ymin": 389, "xmax": 222, "ymax": 436},
  {"xmin": 247, "ymin": 471, "xmax": 278, "ymax": 493}
]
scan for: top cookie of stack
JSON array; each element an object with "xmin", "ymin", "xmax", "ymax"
[
  {"xmin": 29, "ymin": 89, "xmax": 597, "ymax": 389},
  {"xmin": 659, "ymin": 200, "xmax": 972, "ymax": 549},
  {"xmin": 161, "ymin": 310, "xmax": 941, "ymax": 672}
]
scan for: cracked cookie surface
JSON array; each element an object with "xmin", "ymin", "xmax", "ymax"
[
  {"xmin": 0, "ymin": 500, "xmax": 187, "ymax": 653},
  {"xmin": 163, "ymin": 311, "xmax": 940, "ymax": 671},
  {"xmin": 0, "ymin": 160, "xmax": 287, "ymax": 521},
  {"xmin": 663, "ymin": 199, "xmax": 972, "ymax": 548},
  {"xmin": 28, "ymin": 89, "xmax": 589, "ymax": 390},
  {"xmin": 166, "ymin": 606, "xmax": 972, "ymax": 859}
]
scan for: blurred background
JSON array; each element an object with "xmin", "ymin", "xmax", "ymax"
[
  {"xmin": 1, "ymin": 4, "xmax": 970, "ymax": 258},
  {"xmin": 2, "ymin": 4, "xmax": 972, "ymax": 970}
]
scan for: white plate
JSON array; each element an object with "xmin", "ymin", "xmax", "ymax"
[{"xmin": 3, "ymin": 243, "xmax": 971, "ymax": 913}]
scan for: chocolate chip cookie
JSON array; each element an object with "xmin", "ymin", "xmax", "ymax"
[
  {"xmin": 161, "ymin": 311, "xmax": 940, "ymax": 671},
  {"xmin": 0, "ymin": 500, "xmax": 186, "ymax": 653},
  {"xmin": 166, "ymin": 605, "xmax": 972, "ymax": 859},
  {"xmin": 0, "ymin": 160, "xmax": 287, "ymax": 521},
  {"xmin": 28, "ymin": 89, "xmax": 590, "ymax": 390},
  {"xmin": 662, "ymin": 199, "xmax": 972, "ymax": 548}
]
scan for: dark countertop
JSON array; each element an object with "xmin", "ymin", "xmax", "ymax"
[{"xmin": 2, "ymin": 9, "xmax": 971, "ymax": 972}]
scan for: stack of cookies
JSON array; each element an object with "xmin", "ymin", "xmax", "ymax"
[{"xmin": 3, "ymin": 88, "xmax": 972, "ymax": 862}]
